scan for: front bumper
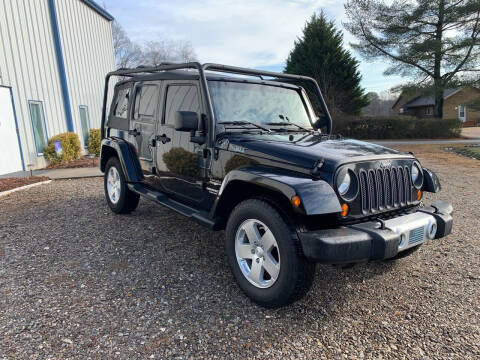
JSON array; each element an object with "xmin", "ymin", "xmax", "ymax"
[{"xmin": 298, "ymin": 201, "xmax": 453, "ymax": 264}]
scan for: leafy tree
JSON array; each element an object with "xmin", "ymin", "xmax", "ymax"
[
  {"xmin": 345, "ymin": 0, "xmax": 480, "ymax": 118},
  {"xmin": 285, "ymin": 12, "xmax": 369, "ymax": 115}
]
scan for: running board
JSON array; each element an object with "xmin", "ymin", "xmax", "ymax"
[{"xmin": 127, "ymin": 183, "xmax": 216, "ymax": 229}]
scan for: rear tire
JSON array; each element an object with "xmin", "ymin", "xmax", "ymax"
[
  {"xmin": 225, "ymin": 199, "xmax": 315, "ymax": 308},
  {"xmin": 104, "ymin": 157, "xmax": 140, "ymax": 214}
]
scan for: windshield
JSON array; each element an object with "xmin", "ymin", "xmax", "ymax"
[{"xmin": 208, "ymin": 81, "xmax": 314, "ymax": 131}]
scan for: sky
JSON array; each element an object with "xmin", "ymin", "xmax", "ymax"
[{"xmin": 104, "ymin": 0, "xmax": 404, "ymax": 94}]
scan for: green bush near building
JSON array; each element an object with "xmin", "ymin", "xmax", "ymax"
[
  {"xmin": 87, "ymin": 128, "xmax": 101, "ymax": 157},
  {"xmin": 43, "ymin": 132, "xmax": 82, "ymax": 164},
  {"xmin": 333, "ymin": 116, "xmax": 462, "ymax": 139}
]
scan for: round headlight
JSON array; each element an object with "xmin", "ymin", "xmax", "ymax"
[
  {"xmin": 337, "ymin": 172, "xmax": 351, "ymax": 196},
  {"xmin": 411, "ymin": 162, "xmax": 423, "ymax": 188},
  {"xmin": 412, "ymin": 164, "xmax": 420, "ymax": 183}
]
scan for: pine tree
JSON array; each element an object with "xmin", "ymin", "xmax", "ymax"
[
  {"xmin": 345, "ymin": 0, "xmax": 480, "ymax": 118},
  {"xmin": 285, "ymin": 12, "xmax": 369, "ymax": 115}
]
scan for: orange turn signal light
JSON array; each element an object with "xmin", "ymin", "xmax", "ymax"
[
  {"xmin": 291, "ymin": 195, "xmax": 301, "ymax": 208},
  {"xmin": 341, "ymin": 203, "xmax": 349, "ymax": 217},
  {"xmin": 416, "ymin": 190, "xmax": 422, "ymax": 201}
]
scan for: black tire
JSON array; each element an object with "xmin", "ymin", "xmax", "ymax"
[
  {"xmin": 386, "ymin": 244, "xmax": 422, "ymax": 261},
  {"xmin": 225, "ymin": 199, "xmax": 315, "ymax": 308},
  {"xmin": 104, "ymin": 157, "xmax": 140, "ymax": 214}
]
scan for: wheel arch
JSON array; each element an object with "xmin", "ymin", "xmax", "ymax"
[
  {"xmin": 100, "ymin": 138, "xmax": 144, "ymax": 182},
  {"xmin": 210, "ymin": 167, "xmax": 342, "ymax": 229}
]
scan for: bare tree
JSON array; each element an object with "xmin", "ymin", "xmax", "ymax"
[
  {"xmin": 112, "ymin": 21, "xmax": 198, "ymax": 68},
  {"xmin": 112, "ymin": 20, "xmax": 142, "ymax": 68},
  {"xmin": 362, "ymin": 92, "xmax": 397, "ymax": 116},
  {"xmin": 141, "ymin": 40, "xmax": 197, "ymax": 66}
]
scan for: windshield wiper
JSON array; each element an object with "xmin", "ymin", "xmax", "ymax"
[
  {"xmin": 218, "ymin": 121, "xmax": 271, "ymax": 132},
  {"xmin": 265, "ymin": 122, "xmax": 312, "ymax": 132}
]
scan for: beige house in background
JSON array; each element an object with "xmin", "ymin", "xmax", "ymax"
[{"xmin": 392, "ymin": 87, "xmax": 480, "ymax": 127}]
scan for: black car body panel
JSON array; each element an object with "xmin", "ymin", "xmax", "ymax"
[
  {"xmin": 100, "ymin": 137, "xmax": 144, "ymax": 183},
  {"xmin": 99, "ymin": 62, "xmax": 453, "ymax": 265},
  {"xmin": 224, "ymin": 135, "xmax": 411, "ymax": 173},
  {"xmin": 211, "ymin": 166, "xmax": 342, "ymax": 218}
]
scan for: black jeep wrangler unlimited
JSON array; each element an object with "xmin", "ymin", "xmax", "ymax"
[{"xmin": 100, "ymin": 63, "xmax": 453, "ymax": 308}]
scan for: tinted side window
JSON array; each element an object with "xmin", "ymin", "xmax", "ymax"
[
  {"xmin": 134, "ymin": 85, "xmax": 158, "ymax": 121},
  {"xmin": 164, "ymin": 85, "xmax": 200, "ymax": 125},
  {"xmin": 113, "ymin": 87, "xmax": 130, "ymax": 118}
]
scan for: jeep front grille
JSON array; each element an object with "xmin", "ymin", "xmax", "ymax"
[{"xmin": 359, "ymin": 166, "xmax": 412, "ymax": 214}]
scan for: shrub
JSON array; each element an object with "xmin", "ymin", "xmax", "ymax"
[
  {"xmin": 333, "ymin": 116, "xmax": 462, "ymax": 139},
  {"xmin": 43, "ymin": 132, "xmax": 82, "ymax": 164},
  {"xmin": 162, "ymin": 147, "xmax": 199, "ymax": 178},
  {"xmin": 87, "ymin": 128, "xmax": 101, "ymax": 157}
]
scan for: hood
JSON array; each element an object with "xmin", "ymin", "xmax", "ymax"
[{"xmin": 224, "ymin": 133, "xmax": 414, "ymax": 173}]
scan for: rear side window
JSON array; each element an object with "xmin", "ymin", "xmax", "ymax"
[
  {"xmin": 113, "ymin": 87, "xmax": 130, "ymax": 119},
  {"xmin": 134, "ymin": 84, "xmax": 158, "ymax": 121},
  {"xmin": 164, "ymin": 85, "xmax": 201, "ymax": 125}
]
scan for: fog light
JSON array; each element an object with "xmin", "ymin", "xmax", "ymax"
[{"xmin": 427, "ymin": 222, "xmax": 437, "ymax": 239}]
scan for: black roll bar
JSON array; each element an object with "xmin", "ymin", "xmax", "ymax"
[{"xmin": 101, "ymin": 62, "xmax": 333, "ymax": 141}]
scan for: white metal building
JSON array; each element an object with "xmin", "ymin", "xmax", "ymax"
[{"xmin": 0, "ymin": 0, "xmax": 115, "ymax": 174}]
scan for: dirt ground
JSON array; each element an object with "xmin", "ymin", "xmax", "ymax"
[
  {"xmin": 45, "ymin": 157, "xmax": 98, "ymax": 169},
  {"xmin": 0, "ymin": 176, "xmax": 50, "ymax": 192},
  {"xmin": 0, "ymin": 145, "xmax": 479, "ymax": 359}
]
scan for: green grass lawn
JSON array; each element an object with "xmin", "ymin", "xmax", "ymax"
[{"xmin": 454, "ymin": 146, "xmax": 480, "ymax": 160}]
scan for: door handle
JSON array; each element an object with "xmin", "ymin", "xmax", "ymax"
[
  {"xmin": 128, "ymin": 128, "xmax": 140, "ymax": 137},
  {"xmin": 156, "ymin": 134, "xmax": 171, "ymax": 144}
]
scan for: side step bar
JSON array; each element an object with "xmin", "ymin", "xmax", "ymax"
[{"xmin": 127, "ymin": 183, "xmax": 216, "ymax": 229}]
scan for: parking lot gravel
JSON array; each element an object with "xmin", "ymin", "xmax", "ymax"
[{"xmin": 1, "ymin": 147, "xmax": 479, "ymax": 359}]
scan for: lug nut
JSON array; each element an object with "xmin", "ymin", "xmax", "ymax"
[{"xmin": 251, "ymin": 249, "xmax": 255, "ymax": 254}]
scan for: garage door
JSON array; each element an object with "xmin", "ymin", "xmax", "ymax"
[{"xmin": 0, "ymin": 87, "xmax": 23, "ymax": 175}]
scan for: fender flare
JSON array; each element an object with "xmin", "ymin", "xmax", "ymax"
[
  {"xmin": 212, "ymin": 166, "xmax": 342, "ymax": 217},
  {"xmin": 100, "ymin": 138, "xmax": 144, "ymax": 183},
  {"xmin": 422, "ymin": 168, "xmax": 441, "ymax": 193}
]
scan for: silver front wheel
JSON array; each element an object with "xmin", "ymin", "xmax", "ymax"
[
  {"xmin": 235, "ymin": 219, "xmax": 281, "ymax": 289},
  {"xmin": 106, "ymin": 166, "xmax": 121, "ymax": 204}
]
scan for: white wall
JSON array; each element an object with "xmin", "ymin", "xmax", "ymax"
[
  {"xmin": 55, "ymin": 0, "xmax": 115, "ymax": 143},
  {"xmin": 0, "ymin": 0, "xmax": 67, "ymax": 168},
  {"xmin": 0, "ymin": 0, "xmax": 115, "ymax": 169}
]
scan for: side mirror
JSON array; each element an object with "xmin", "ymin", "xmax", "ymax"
[
  {"xmin": 175, "ymin": 111, "xmax": 199, "ymax": 132},
  {"xmin": 313, "ymin": 115, "xmax": 328, "ymax": 130}
]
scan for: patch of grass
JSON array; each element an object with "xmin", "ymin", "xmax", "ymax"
[{"xmin": 454, "ymin": 146, "xmax": 480, "ymax": 160}]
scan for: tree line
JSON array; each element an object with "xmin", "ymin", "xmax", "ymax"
[
  {"xmin": 112, "ymin": 21, "xmax": 197, "ymax": 69},
  {"xmin": 112, "ymin": 0, "xmax": 480, "ymax": 117}
]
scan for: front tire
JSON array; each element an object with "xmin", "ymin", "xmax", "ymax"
[
  {"xmin": 225, "ymin": 199, "xmax": 315, "ymax": 308},
  {"xmin": 104, "ymin": 157, "xmax": 140, "ymax": 214}
]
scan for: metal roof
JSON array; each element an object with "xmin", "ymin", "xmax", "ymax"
[
  {"xmin": 81, "ymin": 0, "xmax": 114, "ymax": 21},
  {"xmin": 402, "ymin": 88, "xmax": 459, "ymax": 108}
]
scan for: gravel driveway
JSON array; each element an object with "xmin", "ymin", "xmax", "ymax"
[{"xmin": 1, "ymin": 149, "xmax": 479, "ymax": 359}]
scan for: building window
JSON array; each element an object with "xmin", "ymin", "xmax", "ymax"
[
  {"xmin": 425, "ymin": 107, "xmax": 433, "ymax": 116},
  {"xmin": 79, "ymin": 106, "xmax": 89, "ymax": 147},
  {"xmin": 28, "ymin": 101, "xmax": 47, "ymax": 155},
  {"xmin": 458, "ymin": 105, "xmax": 466, "ymax": 122}
]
